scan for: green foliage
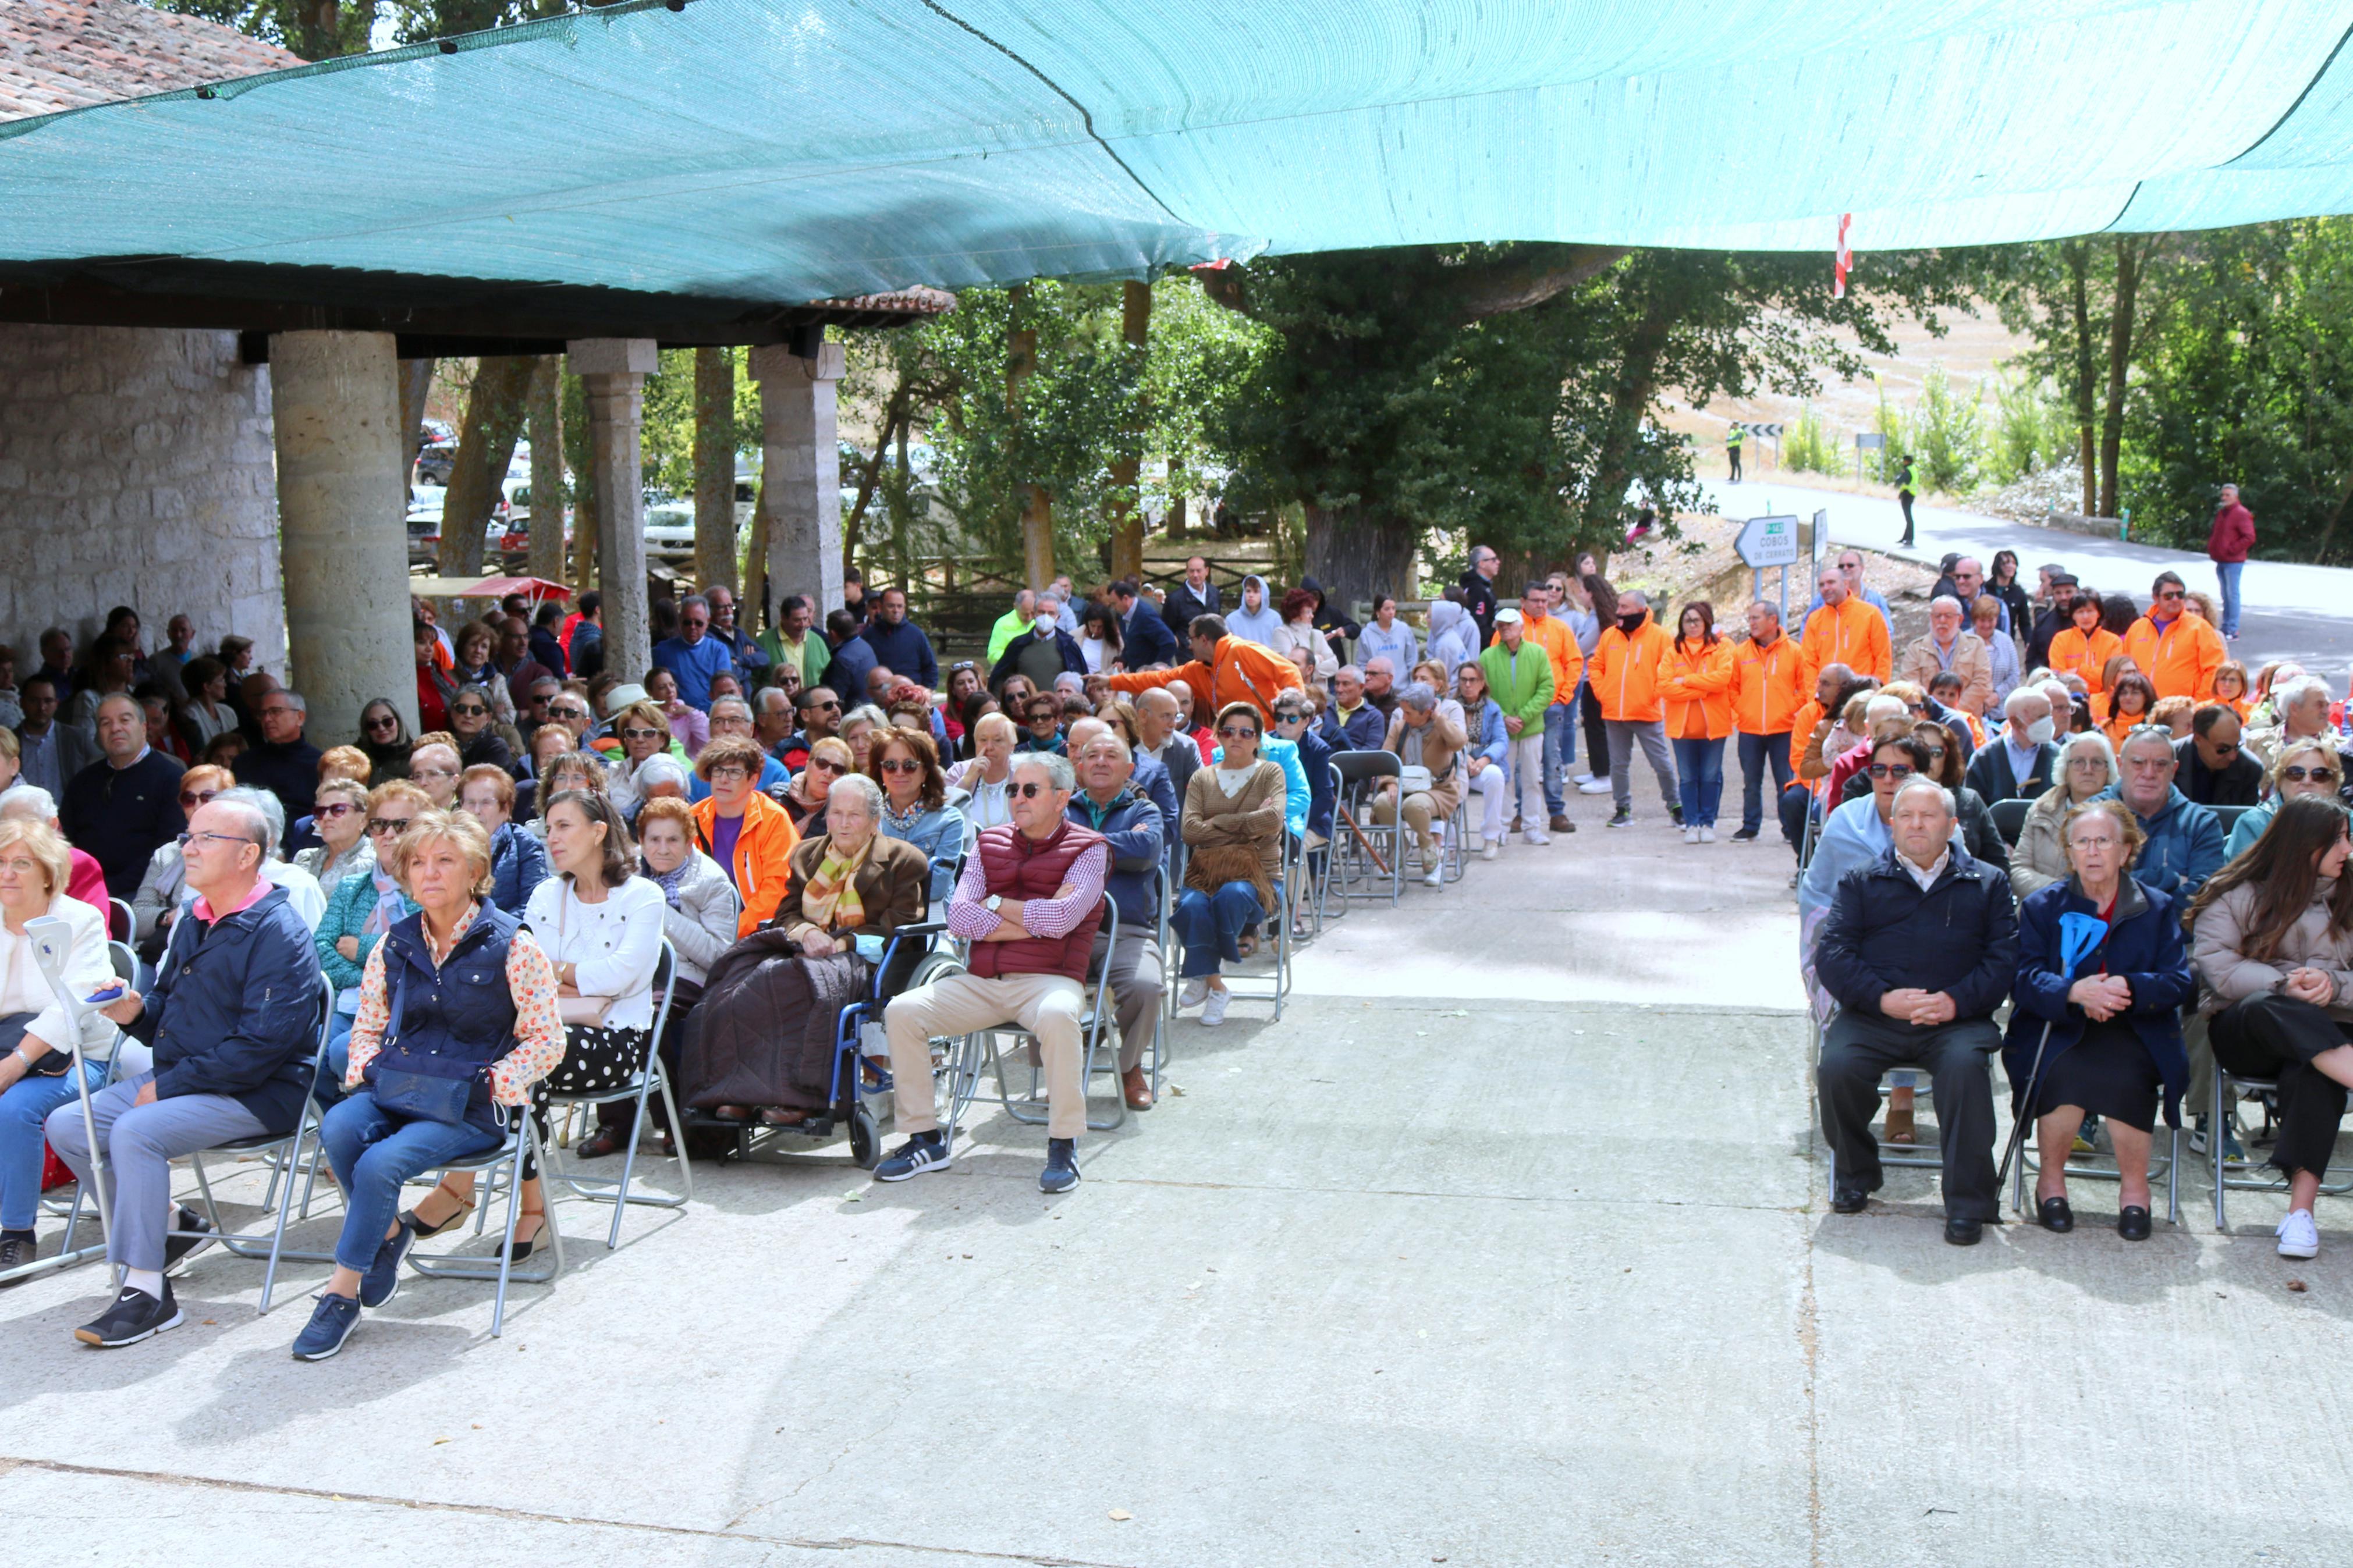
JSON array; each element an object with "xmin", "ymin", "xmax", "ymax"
[
  {"xmin": 638, "ymin": 347, "xmax": 758, "ymax": 499},
  {"xmin": 1783, "ymin": 404, "xmax": 1841, "ymax": 475},
  {"xmin": 2124, "ymin": 218, "xmax": 2353, "ymax": 560},
  {"xmin": 1910, "ymin": 365, "xmax": 1982, "ymax": 493},
  {"xmin": 144, "ymin": 0, "xmax": 576, "ymax": 60},
  {"xmin": 1866, "ymin": 382, "xmax": 1909, "ymax": 482},
  {"xmin": 1984, "ymin": 369, "xmax": 2073, "ymax": 483}
]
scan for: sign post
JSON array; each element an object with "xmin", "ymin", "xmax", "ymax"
[{"xmin": 1854, "ymin": 430, "xmax": 1887, "ymax": 485}]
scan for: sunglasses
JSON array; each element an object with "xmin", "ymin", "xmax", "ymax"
[
  {"xmin": 2285, "ymin": 766, "xmax": 2341, "ymax": 783},
  {"xmin": 178, "ymin": 788, "xmax": 221, "ymax": 808},
  {"xmin": 621, "ymin": 727, "xmax": 665, "ymax": 741},
  {"xmin": 314, "ymin": 801, "xmax": 359, "ymax": 819},
  {"xmin": 950, "ymin": 662, "xmax": 978, "ymax": 675},
  {"xmin": 2156, "ymin": 589, "xmax": 2185, "ymax": 602},
  {"xmin": 1865, "ymin": 763, "xmax": 1914, "ymax": 779},
  {"xmin": 368, "ymin": 816, "xmax": 417, "ymax": 835},
  {"xmin": 551, "ymin": 706, "xmax": 588, "ymax": 720},
  {"xmin": 1009, "ymin": 781, "xmax": 1056, "ymax": 799},
  {"xmin": 451, "ymin": 704, "xmax": 489, "ymax": 717},
  {"xmin": 878, "ymin": 758, "xmax": 921, "ymax": 774},
  {"xmin": 812, "ymin": 699, "xmax": 841, "ymax": 711},
  {"xmin": 2206, "ymin": 741, "xmax": 2241, "ymax": 755},
  {"xmin": 808, "ymin": 758, "xmax": 844, "ymax": 774},
  {"xmin": 1217, "ymin": 725, "xmax": 1259, "ymax": 739},
  {"xmin": 364, "ymin": 715, "xmax": 399, "ymax": 731}
]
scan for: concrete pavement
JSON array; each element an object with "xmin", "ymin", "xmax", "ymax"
[
  {"xmin": 1697, "ymin": 475, "xmax": 2353, "ymax": 678},
  {"xmin": 4, "ymin": 778, "xmax": 2349, "ymax": 1565}
]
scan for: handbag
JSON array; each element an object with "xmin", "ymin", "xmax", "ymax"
[
  {"xmin": 1397, "ymin": 765, "xmax": 1435, "ymax": 795},
  {"xmin": 369, "ymin": 973, "xmax": 477, "ymax": 1126}
]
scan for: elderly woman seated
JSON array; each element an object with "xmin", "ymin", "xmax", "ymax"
[
  {"xmin": 869, "ymin": 727, "xmax": 966, "ymax": 902},
  {"xmin": 684, "ymin": 771, "xmax": 931, "ymax": 1128},
  {"xmin": 0, "ymin": 819, "xmax": 117, "ymax": 1277},
  {"xmin": 1175, "ymin": 702, "xmax": 1288, "ymax": 1030},
  {"xmin": 2011, "ymin": 732, "xmax": 2118, "ymax": 901},
  {"xmin": 2190, "ymin": 797, "xmax": 2353, "ymax": 1259},
  {"xmin": 1372, "ymin": 681, "xmax": 1467, "ymax": 888},
  {"xmin": 293, "ymin": 808, "xmax": 567, "ymax": 1360},
  {"xmin": 2006, "ymin": 797, "xmax": 2196, "ymax": 1241},
  {"xmin": 2225, "ymin": 737, "xmax": 2348, "ymax": 860},
  {"xmin": 944, "ymin": 712, "xmax": 1018, "ymax": 837}
]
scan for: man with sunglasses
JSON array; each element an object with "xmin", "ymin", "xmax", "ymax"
[
  {"xmin": 789, "ymin": 686, "xmax": 843, "ymax": 765},
  {"xmin": 230, "ymin": 688, "xmax": 322, "ymax": 829},
  {"xmin": 877, "ymin": 753, "xmax": 1106, "ymax": 1194},
  {"xmin": 701, "ymin": 585, "xmax": 772, "ymax": 687},
  {"xmin": 650, "ymin": 595, "xmax": 737, "ymax": 712},
  {"xmin": 61, "ymin": 691, "xmax": 186, "ymax": 901},
  {"xmin": 2121, "ymin": 570, "xmax": 2227, "ymax": 702},
  {"xmin": 2174, "ymin": 704, "xmax": 2261, "ymax": 808}
]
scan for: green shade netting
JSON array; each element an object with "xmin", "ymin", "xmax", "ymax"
[{"xmin": 4, "ymin": 0, "xmax": 2352, "ymax": 304}]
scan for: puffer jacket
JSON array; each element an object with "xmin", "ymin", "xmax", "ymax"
[
  {"xmin": 2191, "ymin": 877, "xmax": 2353, "ymax": 1021},
  {"xmin": 1591, "ymin": 614, "xmax": 1673, "ymax": 723},
  {"xmin": 1658, "ymin": 637, "xmax": 1736, "ymax": 739}
]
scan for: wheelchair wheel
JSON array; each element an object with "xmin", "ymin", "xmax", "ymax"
[
  {"xmin": 906, "ymin": 950, "xmax": 964, "ymax": 990},
  {"xmin": 849, "ymin": 1103, "xmax": 881, "ymax": 1169}
]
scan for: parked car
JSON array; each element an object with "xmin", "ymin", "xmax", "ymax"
[{"xmin": 406, "ymin": 488, "xmax": 507, "ymax": 567}]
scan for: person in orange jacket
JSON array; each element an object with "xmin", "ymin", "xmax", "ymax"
[
  {"xmin": 1799, "ymin": 561, "xmax": 1891, "ymax": 689},
  {"xmin": 1731, "ymin": 600, "xmax": 1807, "ymax": 844},
  {"xmin": 1106, "ymin": 613, "xmax": 1303, "ymax": 727},
  {"xmin": 1516, "ymin": 578, "xmax": 1585, "ymax": 835},
  {"xmin": 2046, "ymin": 591, "xmax": 2125, "ymax": 694},
  {"xmin": 2121, "ymin": 570, "xmax": 2227, "ymax": 701},
  {"xmin": 690, "ymin": 735, "xmax": 802, "ymax": 934},
  {"xmin": 1658, "ymin": 601, "xmax": 1737, "ymax": 842},
  {"xmin": 1590, "ymin": 589, "xmax": 1680, "ymax": 828}
]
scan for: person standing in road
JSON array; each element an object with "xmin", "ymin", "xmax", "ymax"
[
  {"xmin": 2207, "ymin": 483, "xmax": 2255, "ymax": 642},
  {"xmin": 1896, "ymin": 454, "xmax": 1918, "ymax": 548},
  {"xmin": 1726, "ymin": 422, "xmax": 1745, "ymax": 484}
]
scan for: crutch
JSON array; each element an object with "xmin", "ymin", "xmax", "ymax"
[{"xmin": 1996, "ymin": 911, "xmax": 2111, "ymax": 1207}]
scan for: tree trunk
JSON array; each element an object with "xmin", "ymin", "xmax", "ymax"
[
  {"xmin": 691, "ymin": 347, "xmax": 737, "ymax": 592},
  {"xmin": 842, "ymin": 385, "xmax": 909, "ymax": 573},
  {"xmin": 397, "ymin": 357, "xmax": 435, "ymax": 503},
  {"xmin": 1006, "ymin": 285, "xmax": 1053, "ymax": 587},
  {"xmin": 566, "ymin": 371, "xmax": 599, "ymax": 589},
  {"xmin": 437, "ymin": 355, "xmax": 533, "ymax": 577},
  {"xmin": 525, "ymin": 355, "xmax": 567, "ymax": 587},
  {"xmin": 2066, "ymin": 241, "xmax": 2098, "ymax": 518},
  {"xmin": 1166, "ymin": 493, "xmax": 1187, "ymax": 539},
  {"xmin": 1108, "ymin": 280, "xmax": 1153, "ymax": 582},
  {"xmin": 1304, "ymin": 500, "xmax": 1418, "ymax": 603},
  {"xmin": 1577, "ymin": 302, "xmax": 1673, "ymax": 551},
  {"xmin": 2098, "ymin": 237, "xmax": 2144, "ymax": 521}
]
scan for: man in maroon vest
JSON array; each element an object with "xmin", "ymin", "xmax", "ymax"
[{"xmin": 877, "ymin": 753, "xmax": 1108, "ymax": 1193}]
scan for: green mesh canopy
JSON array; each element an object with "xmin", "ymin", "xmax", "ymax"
[{"xmin": 5, "ymin": 0, "xmax": 2352, "ymax": 307}]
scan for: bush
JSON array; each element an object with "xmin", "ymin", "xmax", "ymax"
[
  {"xmin": 1911, "ymin": 364, "xmax": 1982, "ymax": 493},
  {"xmin": 1783, "ymin": 403, "xmax": 1841, "ymax": 475},
  {"xmin": 1985, "ymin": 368, "xmax": 2073, "ymax": 484}
]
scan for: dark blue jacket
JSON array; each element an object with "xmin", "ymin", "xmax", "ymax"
[
  {"xmin": 2006, "ymin": 876, "xmax": 2196, "ymax": 1125},
  {"xmin": 1131, "ymin": 753, "xmax": 1180, "ymax": 855},
  {"xmin": 488, "ymin": 820, "xmax": 550, "ymax": 914},
  {"xmin": 142, "ymin": 885, "xmax": 324, "ymax": 1133},
  {"xmin": 988, "ymin": 626, "xmax": 1087, "ymax": 690},
  {"xmin": 859, "ymin": 617, "xmax": 939, "ymax": 689},
  {"xmin": 232, "ymin": 738, "xmax": 324, "ymax": 831},
  {"xmin": 1070, "ymin": 784, "xmax": 1164, "ymax": 932},
  {"xmin": 820, "ymin": 635, "xmax": 876, "ymax": 705},
  {"xmin": 1292, "ymin": 723, "xmax": 1336, "ymax": 842},
  {"xmin": 1328, "ymin": 702, "xmax": 1387, "ymax": 753},
  {"xmin": 1122, "ymin": 602, "xmax": 1180, "ymax": 668},
  {"xmin": 1815, "ymin": 846, "xmax": 2019, "ymax": 1023},
  {"xmin": 371, "ymin": 902, "xmax": 524, "ymax": 1132}
]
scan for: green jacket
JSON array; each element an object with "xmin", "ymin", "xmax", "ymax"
[
  {"xmin": 754, "ymin": 628, "xmax": 828, "ymax": 689},
  {"xmin": 986, "ymin": 607, "xmax": 1032, "ymax": 664},
  {"xmin": 1479, "ymin": 640, "xmax": 1555, "ymax": 726}
]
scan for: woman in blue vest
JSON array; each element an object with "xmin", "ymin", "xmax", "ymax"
[{"xmin": 294, "ymin": 809, "xmax": 567, "ymax": 1360}]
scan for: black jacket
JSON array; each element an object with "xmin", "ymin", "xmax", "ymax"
[
  {"xmin": 1162, "ymin": 579, "xmax": 1221, "ymax": 638},
  {"xmin": 1815, "ymin": 845, "xmax": 2020, "ymax": 1022},
  {"xmin": 1839, "ymin": 775, "xmax": 2008, "ymax": 871},
  {"xmin": 232, "ymin": 737, "xmax": 324, "ymax": 827},
  {"xmin": 1122, "ymin": 602, "xmax": 1181, "ymax": 668},
  {"xmin": 61, "ymin": 748, "xmax": 186, "ymax": 901},
  {"xmin": 2027, "ymin": 605, "xmax": 2068, "ymax": 673},
  {"xmin": 1458, "ymin": 568, "xmax": 1500, "ymax": 646},
  {"xmin": 1962, "ymin": 738, "xmax": 2057, "ymax": 806},
  {"xmin": 2173, "ymin": 737, "xmax": 2262, "ymax": 807},
  {"xmin": 138, "ymin": 886, "xmax": 324, "ymax": 1132}
]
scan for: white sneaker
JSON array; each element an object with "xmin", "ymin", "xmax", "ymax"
[
  {"xmin": 1571, "ymin": 772, "xmax": 1596, "ymax": 786},
  {"xmin": 1683, "ymin": 827, "xmax": 1700, "ymax": 844},
  {"xmin": 1422, "ymin": 862, "xmax": 1444, "ymax": 887},
  {"xmin": 1480, "ymin": 839, "xmax": 1500, "ymax": 862},
  {"xmin": 1577, "ymin": 779, "xmax": 1613, "ymax": 795},
  {"xmin": 1178, "ymin": 977, "xmax": 1208, "ymax": 1010},
  {"xmin": 1199, "ymin": 989, "xmax": 1230, "ymax": 1027},
  {"xmin": 1699, "ymin": 827, "xmax": 1716, "ymax": 843},
  {"xmin": 1522, "ymin": 829, "xmax": 1550, "ymax": 846},
  {"xmin": 2279, "ymin": 1209, "xmax": 2320, "ymax": 1259}
]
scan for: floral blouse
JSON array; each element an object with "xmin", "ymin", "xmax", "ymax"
[{"xmin": 343, "ymin": 901, "xmax": 567, "ymax": 1108}]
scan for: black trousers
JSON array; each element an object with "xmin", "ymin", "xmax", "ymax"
[
  {"xmin": 1578, "ymin": 677, "xmax": 1609, "ymax": 782},
  {"xmin": 2210, "ymin": 994, "xmax": 2353, "ymax": 1179},
  {"xmin": 1780, "ymin": 784, "xmax": 1816, "ymax": 861},
  {"xmin": 1818, "ymin": 1011, "xmax": 2001, "ymax": 1219},
  {"xmin": 1898, "ymin": 492, "xmax": 1916, "ymax": 545}
]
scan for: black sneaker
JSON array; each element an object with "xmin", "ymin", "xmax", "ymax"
[
  {"xmin": 1730, "ymin": 827, "xmax": 1759, "ymax": 842},
  {"xmin": 292, "ymin": 1290, "xmax": 362, "ymax": 1361},
  {"xmin": 74, "ymin": 1282, "xmax": 183, "ymax": 1347},
  {"xmin": 360, "ymin": 1219, "xmax": 415, "ymax": 1309},
  {"xmin": 1668, "ymin": 803, "xmax": 1685, "ymax": 825},
  {"xmin": 874, "ymin": 1130, "xmax": 951, "ymax": 1182},
  {"xmin": 1039, "ymin": 1137, "xmax": 1081, "ymax": 1194},
  {"xmin": 1606, "ymin": 810, "xmax": 1634, "ymax": 829},
  {"xmin": 163, "ymin": 1207, "xmax": 215, "ymax": 1272},
  {"xmin": 0, "ymin": 1233, "xmax": 35, "ymax": 1283}
]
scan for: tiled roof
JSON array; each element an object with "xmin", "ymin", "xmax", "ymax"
[
  {"xmin": 810, "ymin": 286, "xmax": 956, "ymax": 317},
  {"xmin": 0, "ymin": 0, "xmax": 299, "ymax": 122}
]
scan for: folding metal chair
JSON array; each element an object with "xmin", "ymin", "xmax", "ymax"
[
  {"xmin": 1811, "ymin": 1004, "xmax": 1943, "ymax": 1174},
  {"xmin": 1326, "ymin": 751, "xmax": 1406, "ymax": 908},
  {"xmin": 1207, "ymin": 831, "xmax": 1297, "ymax": 1022},
  {"xmin": 542, "ymin": 939, "xmax": 693, "ymax": 1248},
  {"xmin": 2210, "ymin": 1066, "xmax": 2353, "ymax": 1232},
  {"xmin": 2014, "ymin": 1114, "xmax": 2181, "ymax": 1226},
  {"xmin": 403, "ymin": 1109, "xmax": 565, "ymax": 1338},
  {"xmin": 994, "ymin": 891, "xmax": 1127, "ymax": 1132},
  {"xmin": 1988, "ymin": 797, "xmax": 2032, "ymax": 849}
]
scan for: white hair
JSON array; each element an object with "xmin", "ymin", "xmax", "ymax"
[
  {"xmin": 1891, "ymin": 776, "xmax": 1956, "ymax": 818},
  {"xmin": 216, "ymin": 785, "xmax": 283, "ymax": 856},
  {"xmin": 637, "ymin": 755, "xmax": 691, "ymax": 792},
  {"xmin": 0, "ymin": 785, "xmax": 56, "ymax": 822},
  {"xmin": 1929, "ymin": 595, "xmax": 1963, "ymax": 616},
  {"xmin": 825, "ymin": 770, "xmax": 885, "ymax": 816},
  {"xmin": 2277, "ymin": 674, "xmax": 2333, "ymax": 714},
  {"xmin": 2003, "ymin": 685, "xmax": 2050, "ymax": 719},
  {"xmin": 1863, "ymin": 695, "xmax": 1910, "ymax": 726},
  {"xmin": 1012, "ymin": 752, "xmax": 1076, "ymax": 793}
]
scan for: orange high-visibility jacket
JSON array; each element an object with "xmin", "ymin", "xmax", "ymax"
[
  {"xmin": 1732, "ymin": 633, "xmax": 1807, "ymax": 737},
  {"xmin": 1798, "ymin": 596, "xmax": 1891, "ymax": 687},
  {"xmin": 1106, "ymin": 635, "xmax": 1303, "ymax": 724},
  {"xmin": 1591, "ymin": 617, "xmax": 1674, "ymax": 722},
  {"xmin": 1517, "ymin": 611, "xmax": 1586, "ymax": 707},
  {"xmin": 2048, "ymin": 625, "xmax": 2124, "ymax": 692},
  {"xmin": 2120, "ymin": 613, "xmax": 2226, "ymax": 702},
  {"xmin": 1657, "ymin": 638, "xmax": 1737, "ymax": 740},
  {"xmin": 694, "ymin": 789, "xmax": 802, "ymax": 936}
]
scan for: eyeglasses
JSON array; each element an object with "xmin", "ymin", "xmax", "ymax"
[
  {"xmin": 1009, "ymin": 781, "xmax": 1055, "ymax": 799},
  {"xmin": 807, "ymin": 758, "xmax": 844, "ymax": 774},
  {"xmin": 368, "ymin": 816, "xmax": 417, "ymax": 835},
  {"xmin": 1865, "ymin": 763, "xmax": 1914, "ymax": 779},
  {"xmin": 1217, "ymin": 725, "xmax": 1259, "ymax": 739},
  {"xmin": 2156, "ymin": 589, "xmax": 2185, "ymax": 602},
  {"xmin": 812, "ymin": 699, "xmax": 841, "ymax": 712},
  {"xmin": 2285, "ymin": 766, "xmax": 2341, "ymax": 783},
  {"xmin": 451, "ymin": 703, "xmax": 488, "ymax": 717},
  {"xmin": 178, "ymin": 788, "xmax": 220, "ymax": 808},
  {"xmin": 551, "ymin": 705, "xmax": 588, "ymax": 720},
  {"xmin": 260, "ymin": 705, "xmax": 296, "ymax": 719},
  {"xmin": 1273, "ymin": 710, "xmax": 1307, "ymax": 724},
  {"xmin": 705, "ymin": 764, "xmax": 750, "ymax": 781},
  {"xmin": 314, "ymin": 801, "xmax": 359, "ymax": 819},
  {"xmin": 878, "ymin": 758, "xmax": 921, "ymax": 774},
  {"xmin": 364, "ymin": 715, "xmax": 399, "ymax": 732},
  {"xmin": 2206, "ymin": 741, "xmax": 2241, "ymax": 756},
  {"xmin": 178, "ymin": 830, "xmax": 255, "ymax": 849},
  {"xmin": 621, "ymin": 727, "xmax": 665, "ymax": 741}
]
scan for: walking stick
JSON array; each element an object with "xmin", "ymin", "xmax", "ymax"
[{"xmin": 1336, "ymin": 804, "xmax": 1390, "ymax": 874}]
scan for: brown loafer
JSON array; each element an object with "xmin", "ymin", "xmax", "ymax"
[
  {"xmin": 1122, "ymin": 1066, "xmax": 1154, "ymax": 1110},
  {"xmin": 574, "ymin": 1126, "xmax": 630, "ymax": 1160},
  {"xmin": 713, "ymin": 1104, "xmax": 753, "ymax": 1122}
]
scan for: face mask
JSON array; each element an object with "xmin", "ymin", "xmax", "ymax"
[
  {"xmin": 2025, "ymin": 716, "xmax": 2056, "ymax": 746},
  {"xmin": 1618, "ymin": 612, "xmax": 1646, "ymax": 634}
]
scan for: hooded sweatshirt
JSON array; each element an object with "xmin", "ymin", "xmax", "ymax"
[
  {"xmin": 1426, "ymin": 600, "xmax": 1480, "ymax": 678},
  {"xmin": 1225, "ymin": 574, "xmax": 1285, "ymax": 648}
]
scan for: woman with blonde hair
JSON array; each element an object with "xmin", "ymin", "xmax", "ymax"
[{"xmin": 0, "ymin": 818, "xmax": 116, "ymax": 1276}]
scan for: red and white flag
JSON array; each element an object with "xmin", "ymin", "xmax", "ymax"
[{"xmin": 1833, "ymin": 214, "xmax": 1852, "ymax": 299}]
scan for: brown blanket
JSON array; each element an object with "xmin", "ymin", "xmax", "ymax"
[{"xmin": 680, "ymin": 931, "xmax": 868, "ymax": 1112}]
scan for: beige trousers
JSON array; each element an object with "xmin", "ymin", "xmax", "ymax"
[{"xmin": 885, "ymin": 970, "xmax": 1087, "ymax": 1139}]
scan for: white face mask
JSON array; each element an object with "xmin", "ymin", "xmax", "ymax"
[{"xmin": 2025, "ymin": 716, "xmax": 2056, "ymax": 746}]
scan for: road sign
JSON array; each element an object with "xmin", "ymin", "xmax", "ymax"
[
  {"xmin": 1736, "ymin": 513, "xmax": 1801, "ymax": 568},
  {"xmin": 1854, "ymin": 432, "xmax": 1887, "ymax": 449},
  {"xmin": 1812, "ymin": 509, "xmax": 1829, "ymax": 566},
  {"xmin": 1732, "ymin": 421, "xmax": 1785, "ymax": 438}
]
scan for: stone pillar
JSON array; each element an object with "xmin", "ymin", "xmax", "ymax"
[
  {"xmin": 566, "ymin": 337, "xmax": 657, "ymax": 684},
  {"xmin": 750, "ymin": 342, "xmax": 845, "ymax": 616},
  {"xmin": 269, "ymin": 330, "xmax": 414, "ymax": 738}
]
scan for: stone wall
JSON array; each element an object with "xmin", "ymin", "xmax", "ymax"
[{"xmin": 0, "ymin": 324, "xmax": 285, "ymax": 670}]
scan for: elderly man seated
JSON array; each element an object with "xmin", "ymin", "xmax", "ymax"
[
  {"xmin": 45, "ymin": 794, "xmax": 324, "ymax": 1346},
  {"xmin": 2098, "ymin": 726, "xmax": 2224, "ymax": 902},
  {"xmin": 1067, "ymin": 730, "xmax": 1167, "ymax": 1111},
  {"xmin": 1813, "ymin": 776, "xmax": 2020, "ymax": 1246},
  {"xmin": 876, "ymin": 754, "xmax": 1108, "ymax": 1193},
  {"xmin": 1962, "ymin": 686, "xmax": 2057, "ymax": 805}
]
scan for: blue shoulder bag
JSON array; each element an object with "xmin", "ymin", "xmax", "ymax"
[{"xmin": 368, "ymin": 963, "xmax": 477, "ymax": 1126}]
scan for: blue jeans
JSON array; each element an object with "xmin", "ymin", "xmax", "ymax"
[
  {"xmin": 1671, "ymin": 737, "xmax": 1726, "ymax": 827},
  {"xmin": 1175, "ymin": 881, "xmax": 1270, "ymax": 979},
  {"xmin": 1, "ymin": 1059, "xmax": 102, "ymax": 1231},
  {"xmin": 2216, "ymin": 560, "xmax": 2243, "ymax": 636},
  {"xmin": 319, "ymin": 1010, "xmax": 356, "ymax": 1107},
  {"xmin": 1736, "ymin": 730, "xmax": 1795, "ymax": 837},
  {"xmin": 1541, "ymin": 703, "xmax": 1573, "ymax": 814},
  {"xmin": 320, "ymin": 1091, "xmax": 501, "ymax": 1272}
]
